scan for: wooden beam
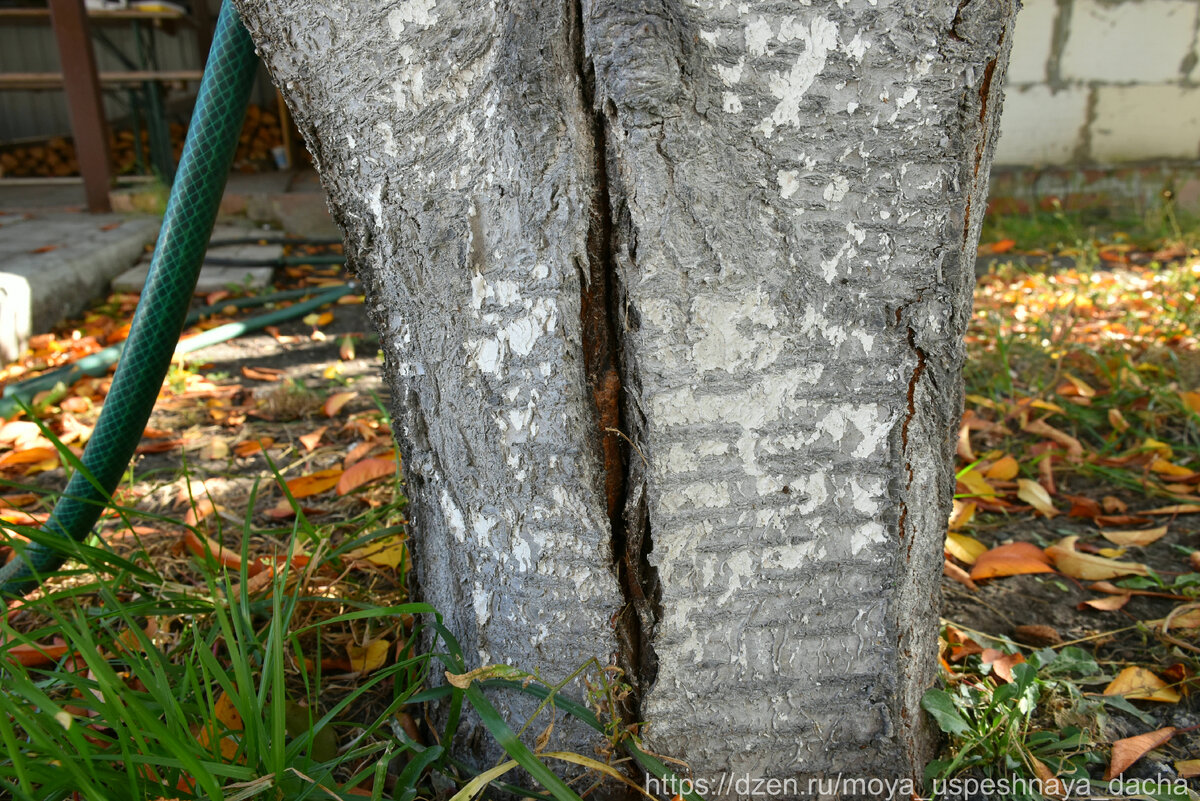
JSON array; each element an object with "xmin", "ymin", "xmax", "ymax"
[{"xmin": 47, "ymin": 0, "xmax": 111, "ymax": 213}]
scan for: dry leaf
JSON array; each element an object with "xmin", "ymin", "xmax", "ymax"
[
  {"xmin": 1105, "ymin": 727, "xmax": 1176, "ymax": 780},
  {"xmin": 1102, "ymin": 495, "xmax": 1128, "ymax": 513},
  {"xmin": 1151, "ymin": 458, "xmax": 1195, "ymax": 478},
  {"xmin": 1013, "ymin": 624, "xmax": 1061, "ymax": 646},
  {"xmin": 347, "ymin": 639, "xmax": 390, "ymax": 674},
  {"xmin": 233, "ymin": 437, "xmax": 274, "ymax": 458},
  {"xmin": 1059, "ymin": 374, "xmax": 1096, "ymax": 398},
  {"xmin": 1100, "ymin": 525, "xmax": 1168, "ymax": 548},
  {"xmin": 1023, "ymin": 418, "xmax": 1083, "ymax": 462},
  {"xmin": 241, "ymin": 366, "xmax": 285, "ymax": 382},
  {"xmin": 943, "ymin": 559, "xmax": 978, "ymax": 591},
  {"xmin": 1079, "ymin": 594, "xmax": 1131, "ymax": 612},
  {"xmin": 945, "ymin": 531, "xmax": 987, "ymax": 565},
  {"xmin": 351, "ymin": 534, "xmax": 409, "ymax": 570},
  {"xmin": 957, "ymin": 469, "xmax": 996, "ymax": 498},
  {"xmin": 1103, "ymin": 667, "xmax": 1180, "ymax": 703},
  {"xmin": 957, "ymin": 423, "xmax": 975, "ymax": 462},
  {"xmin": 1045, "ymin": 536, "xmax": 1150, "ymax": 581},
  {"xmin": 1108, "ymin": 408, "xmax": 1130, "ymax": 433},
  {"xmin": 0, "ymin": 447, "xmax": 59, "ymax": 469},
  {"xmin": 1017, "ymin": 479, "xmax": 1058, "ymax": 517},
  {"xmin": 1176, "ymin": 760, "xmax": 1200, "ymax": 779},
  {"xmin": 980, "ymin": 648, "xmax": 1025, "ymax": 683},
  {"xmin": 323, "ymin": 391, "xmax": 356, "ymax": 417},
  {"xmin": 984, "ymin": 455, "xmax": 1019, "ymax": 480},
  {"xmin": 969, "ymin": 542, "xmax": 1055, "ymax": 580},
  {"xmin": 945, "ymin": 626, "xmax": 983, "ymax": 662},
  {"xmin": 1030, "ymin": 756, "xmax": 1068, "ymax": 800},
  {"xmin": 1143, "ymin": 504, "xmax": 1200, "ymax": 515},
  {"xmin": 284, "ymin": 468, "xmax": 343, "ymax": 499},
  {"xmin": 337, "ymin": 457, "xmax": 397, "ymax": 495},
  {"xmin": 299, "ymin": 426, "xmax": 327, "ymax": 452},
  {"xmin": 1066, "ymin": 495, "xmax": 1102, "ymax": 518}
]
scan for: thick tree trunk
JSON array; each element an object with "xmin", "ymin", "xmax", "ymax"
[{"xmin": 235, "ymin": 0, "xmax": 1015, "ymax": 792}]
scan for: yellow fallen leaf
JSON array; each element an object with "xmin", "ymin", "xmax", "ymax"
[
  {"xmin": 1045, "ymin": 536, "xmax": 1149, "ymax": 581},
  {"xmin": 945, "ymin": 531, "xmax": 987, "ymax": 565},
  {"xmin": 1029, "ymin": 399, "xmax": 1066, "ymax": 415},
  {"xmin": 1100, "ymin": 525, "xmax": 1168, "ymax": 548},
  {"xmin": 1097, "ymin": 547, "xmax": 1127, "ymax": 559},
  {"xmin": 984, "ymin": 455, "xmax": 1019, "ymax": 480},
  {"xmin": 1102, "ymin": 667, "xmax": 1179, "ymax": 703},
  {"xmin": 1017, "ymin": 478, "xmax": 1058, "ymax": 517},
  {"xmin": 947, "ymin": 500, "xmax": 976, "ymax": 531},
  {"xmin": 350, "ymin": 534, "xmax": 409, "ymax": 570},
  {"xmin": 1106, "ymin": 727, "xmax": 1177, "ymax": 781},
  {"xmin": 1151, "ymin": 458, "xmax": 1194, "ymax": 478},
  {"xmin": 1060, "ymin": 373, "xmax": 1096, "ymax": 398},
  {"xmin": 347, "ymin": 639, "xmax": 390, "ymax": 674},
  {"xmin": 1181, "ymin": 391, "xmax": 1200, "ymax": 414},
  {"xmin": 958, "ymin": 469, "xmax": 996, "ymax": 498},
  {"xmin": 1143, "ymin": 438, "xmax": 1173, "ymax": 459},
  {"xmin": 965, "ymin": 394, "xmax": 1003, "ymax": 410}
]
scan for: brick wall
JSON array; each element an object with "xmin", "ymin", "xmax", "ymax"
[{"xmin": 995, "ymin": 0, "xmax": 1200, "ymax": 166}]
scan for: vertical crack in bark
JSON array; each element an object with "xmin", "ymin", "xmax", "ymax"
[
  {"xmin": 897, "ymin": 310, "xmax": 928, "ymax": 560},
  {"xmin": 567, "ymin": 0, "xmax": 658, "ymax": 733}
]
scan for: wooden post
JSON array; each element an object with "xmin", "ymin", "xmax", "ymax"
[{"xmin": 48, "ymin": 0, "xmax": 112, "ymax": 213}]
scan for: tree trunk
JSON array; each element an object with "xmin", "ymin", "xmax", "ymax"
[{"xmin": 234, "ymin": 0, "xmax": 1016, "ymax": 791}]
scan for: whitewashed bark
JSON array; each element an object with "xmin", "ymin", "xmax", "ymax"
[{"xmin": 235, "ymin": 0, "xmax": 1015, "ymax": 792}]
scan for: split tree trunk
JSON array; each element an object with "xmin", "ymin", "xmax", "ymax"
[{"xmin": 235, "ymin": 0, "xmax": 1016, "ymax": 790}]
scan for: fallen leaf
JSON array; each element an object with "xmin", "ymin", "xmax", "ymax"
[
  {"xmin": 3, "ymin": 641, "xmax": 71, "ymax": 667},
  {"xmin": 182, "ymin": 530, "xmax": 264, "ymax": 576},
  {"xmin": 1108, "ymin": 408, "xmax": 1130, "ymax": 433},
  {"xmin": 943, "ymin": 559, "xmax": 978, "ymax": 591},
  {"xmin": 980, "ymin": 648, "xmax": 1025, "ymax": 683},
  {"xmin": 0, "ymin": 447, "xmax": 59, "ymax": 470},
  {"xmin": 1102, "ymin": 495, "xmax": 1128, "ymax": 514},
  {"xmin": 284, "ymin": 468, "xmax": 343, "ymax": 499},
  {"xmin": 1191, "ymin": 551, "xmax": 1200, "ymax": 572},
  {"xmin": 1046, "ymin": 536, "xmax": 1150, "ymax": 581},
  {"xmin": 1143, "ymin": 504, "xmax": 1200, "ymax": 515},
  {"xmin": 957, "ymin": 469, "xmax": 996, "ymax": 498},
  {"xmin": 1143, "ymin": 438, "xmax": 1173, "ymax": 459},
  {"xmin": 241, "ymin": 366, "xmax": 285, "ymax": 382},
  {"xmin": 984, "ymin": 455, "xmax": 1019, "ymax": 480},
  {"xmin": 1017, "ymin": 479, "xmax": 1059, "ymax": 517},
  {"xmin": 347, "ymin": 639, "xmax": 389, "ymax": 675},
  {"xmin": 969, "ymin": 542, "xmax": 1055, "ymax": 580},
  {"xmin": 1023, "ymin": 418, "xmax": 1084, "ymax": 462},
  {"xmin": 298, "ymin": 426, "xmax": 327, "ymax": 452},
  {"xmin": 336, "ymin": 457, "xmax": 396, "ymax": 495},
  {"xmin": 1088, "ymin": 581, "xmax": 1189, "ymax": 602},
  {"xmin": 1065, "ymin": 495, "xmax": 1102, "ymax": 518},
  {"xmin": 957, "ymin": 423, "xmax": 975, "ymax": 462},
  {"xmin": 1105, "ymin": 727, "xmax": 1176, "ymax": 780},
  {"xmin": 1013, "ymin": 624, "xmax": 1061, "ymax": 646},
  {"xmin": 1151, "ymin": 458, "xmax": 1195, "ymax": 478},
  {"xmin": 1080, "ymin": 594, "xmax": 1131, "ymax": 611},
  {"xmin": 323, "ymin": 392, "xmax": 356, "ymax": 418},
  {"xmin": 1177, "ymin": 760, "xmax": 1200, "ymax": 779},
  {"xmin": 945, "ymin": 531, "xmax": 987, "ymax": 565},
  {"xmin": 135, "ymin": 439, "xmax": 182, "ymax": 455},
  {"xmin": 1103, "ymin": 667, "xmax": 1180, "ymax": 703},
  {"xmin": 233, "ymin": 437, "xmax": 274, "ymax": 457},
  {"xmin": 343, "ymin": 439, "xmax": 378, "ymax": 468},
  {"xmin": 350, "ymin": 534, "xmax": 409, "ymax": 570},
  {"xmin": 1100, "ymin": 525, "xmax": 1168, "ymax": 548},
  {"xmin": 1095, "ymin": 514, "xmax": 1152, "ymax": 528},
  {"xmin": 1059, "ymin": 374, "xmax": 1096, "ymax": 398},
  {"xmin": 1030, "ymin": 756, "xmax": 1068, "ymax": 800}
]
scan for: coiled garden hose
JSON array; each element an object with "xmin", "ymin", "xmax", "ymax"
[{"xmin": 0, "ymin": 0, "xmax": 260, "ymax": 596}]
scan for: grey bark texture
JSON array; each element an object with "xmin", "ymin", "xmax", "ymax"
[{"xmin": 234, "ymin": 0, "xmax": 1016, "ymax": 794}]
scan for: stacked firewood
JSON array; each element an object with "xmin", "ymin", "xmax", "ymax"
[{"xmin": 0, "ymin": 104, "xmax": 288, "ymax": 178}]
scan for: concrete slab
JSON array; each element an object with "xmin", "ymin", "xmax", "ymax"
[
  {"xmin": 112, "ymin": 224, "xmax": 280, "ymax": 294},
  {"xmin": 993, "ymin": 85, "xmax": 1089, "ymax": 166},
  {"xmin": 0, "ymin": 213, "xmax": 158, "ymax": 361},
  {"xmin": 1061, "ymin": 0, "xmax": 1197, "ymax": 83}
]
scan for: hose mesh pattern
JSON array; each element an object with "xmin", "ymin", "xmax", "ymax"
[{"xmin": 0, "ymin": 0, "xmax": 257, "ymax": 594}]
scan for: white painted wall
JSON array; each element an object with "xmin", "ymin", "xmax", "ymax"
[{"xmin": 995, "ymin": 0, "xmax": 1200, "ymax": 166}]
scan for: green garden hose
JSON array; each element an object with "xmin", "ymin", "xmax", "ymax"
[{"xmin": 0, "ymin": 0, "xmax": 259, "ymax": 596}]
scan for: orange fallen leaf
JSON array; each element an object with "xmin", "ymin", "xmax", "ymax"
[
  {"xmin": 943, "ymin": 559, "xmax": 978, "ymax": 591},
  {"xmin": 343, "ymin": 439, "xmax": 379, "ymax": 468},
  {"xmin": 241, "ymin": 365, "xmax": 285, "ymax": 382},
  {"xmin": 284, "ymin": 468, "xmax": 343, "ymax": 499},
  {"xmin": 980, "ymin": 648, "xmax": 1025, "ymax": 683},
  {"xmin": 1103, "ymin": 667, "xmax": 1180, "ymax": 703},
  {"xmin": 182, "ymin": 530, "xmax": 264, "ymax": 576},
  {"xmin": 984, "ymin": 455, "xmax": 1019, "ymax": 480},
  {"xmin": 944, "ymin": 626, "xmax": 983, "ymax": 662},
  {"xmin": 3, "ymin": 641, "xmax": 70, "ymax": 667},
  {"xmin": 337, "ymin": 457, "xmax": 397, "ymax": 495},
  {"xmin": 1105, "ymin": 727, "xmax": 1176, "ymax": 780},
  {"xmin": 1183, "ymin": 391, "xmax": 1200, "ymax": 415},
  {"xmin": 1016, "ymin": 478, "xmax": 1058, "ymax": 517},
  {"xmin": 1046, "ymin": 536, "xmax": 1149, "ymax": 581},
  {"xmin": 1030, "ymin": 756, "xmax": 1068, "ymax": 800},
  {"xmin": 299, "ymin": 426, "xmax": 327, "ymax": 452},
  {"xmin": 233, "ymin": 437, "xmax": 274, "ymax": 457},
  {"xmin": 1108, "ymin": 408, "xmax": 1130, "ymax": 433},
  {"xmin": 1177, "ymin": 760, "xmax": 1200, "ymax": 779},
  {"xmin": 1022, "ymin": 418, "xmax": 1083, "ymax": 462},
  {"xmin": 0, "ymin": 447, "xmax": 59, "ymax": 469},
  {"xmin": 323, "ymin": 392, "xmax": 356, "ymax": 417},
  {"xmin": 135, "ymin": 439, "xmax": 183, "ymax": 455},
  {"xmin": 969, "ymin": 541, "xmax": 1055, "ymax": 580},
  {"xmin": 1100, "ymin": 525, "xmax": 1168, "ymax": 548}
]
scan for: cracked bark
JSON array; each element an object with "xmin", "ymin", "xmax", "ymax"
[{"xmin": 234, "ymin": 0, "xmax": 1017, "ymax": 792}]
